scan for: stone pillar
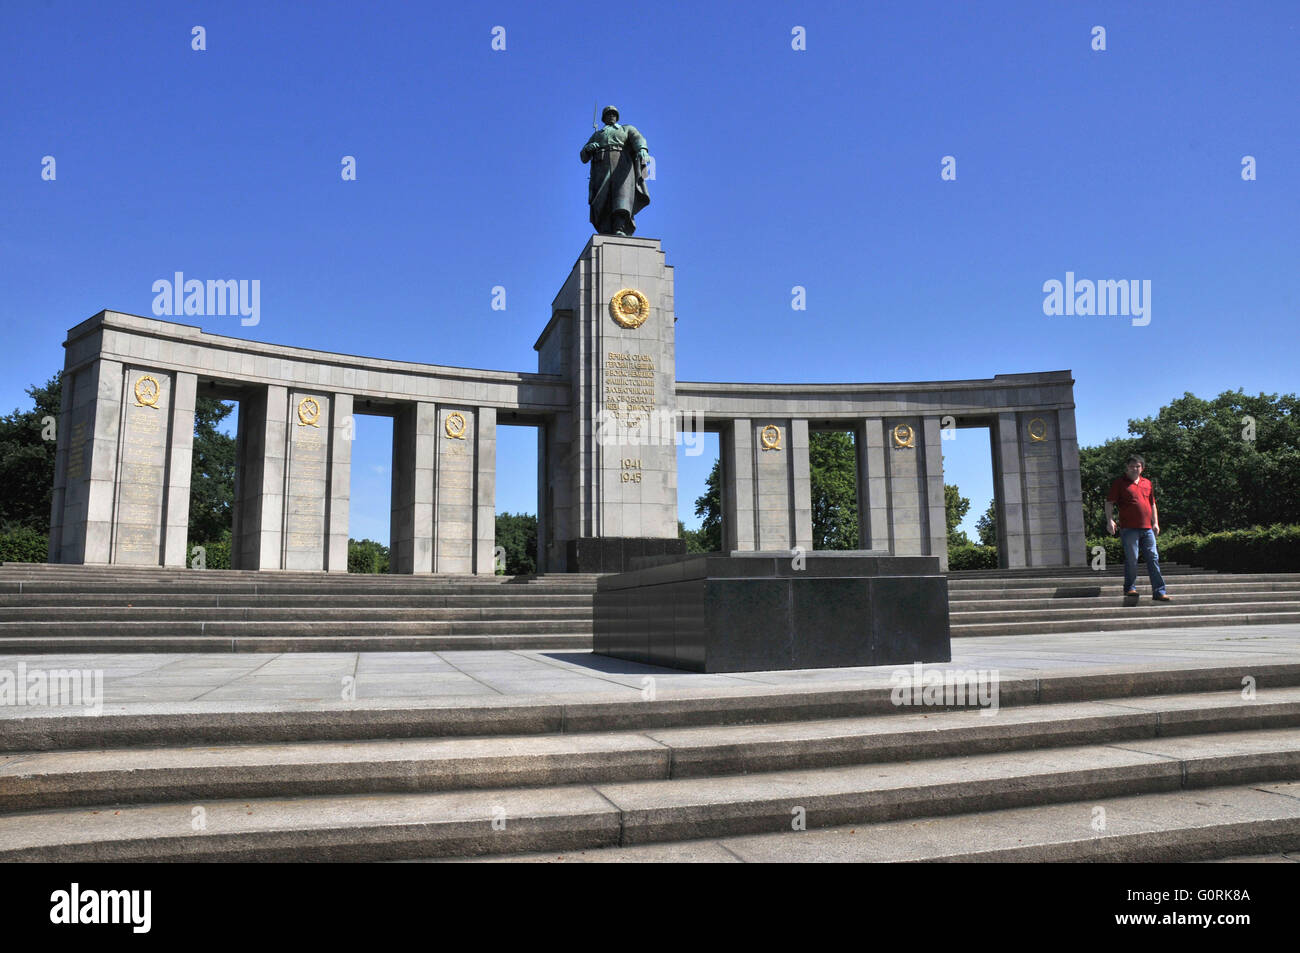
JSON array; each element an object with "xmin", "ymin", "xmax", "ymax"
[
  {"xmin": 751, "ymin": 418, "xmax": 804, "ymax": 551},
  {"xmin": 791, "ymin": 420, "xmax": 813, "ymax": 551},
  {"xmin": 52, "ymin": 359, "xmax": 126, "ymax": 564},
  {"xmin": 474, "ymin": 407, "xmax": 497, "ymax": 575},
  {"xmin": 281, "ymin": 390, "xmax": 332, "ymax": 570},
  {"xmin": 1019, "ymin": 410, "xmax": 1075, "ymax": 567},
  {"xmin": 392, "ymin": 403, "xmax": 495, "ymax": 574},
  {"xmin": 723, "ymin": 418, "xmax": 755, "ymax": 552},
  {"xmin": 232, "ymin": 385, "xmax": 287, "ymax": 570},
  {"xmin": 326, "ymin": 394, "xmax": 353, "ymax": 572},
  {"xmin": 47, "ymin": 371, "xmax": 76, "ymax": 562},
  {"xmin": 923, "ymin": 416, "xmax": 948, "ymax": 570},
  {"xmin": 856, "ymin": 418, "xmax": 889, "ymax": 551},
  {"xmin": 883, "ymin": 416, "xmax": 944, "ymax": 566},
  {"xmin": 390, "ymin": 401, "xmax": 435, "ymax": 574},
  {"xmin": 1059, "ymin": 406, "xmax": 1087, "ymax": 566},
  {"xmin": 541, "ymin": 235, "xmax": 684, "ymax": 571},
  {"xmin": 161, "ymin": 372, "xmax": 196, "ymax": 567},
  {"xmin": 50, "ymin": 363, "xmax": 111, "ymax": 564},
  {"xmin": 991, "ymin": 412, "xmax": 1026, "ymax": 568},
  {"xmin": 433, "ymin": 405, "xmax": 475, "ymax": 573}
]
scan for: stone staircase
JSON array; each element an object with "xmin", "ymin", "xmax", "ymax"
[
  {"xmin": 2, "ymin": 561, "xmax": 1300, "ymax": 652},
  {"xmin": 3, "ymin": 662, "xmax": 1300, "ymax": 861},
  {"xmin": 948, "ymin": 564, "xmax": 1300, "ymax": 637},
  {"xmin": 0, "ymin": 564, "xmax": 598, "ymax": 653}
]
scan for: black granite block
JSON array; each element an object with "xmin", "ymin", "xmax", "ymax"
[
  {"xmin": 705, "ymin": 579, "xmax": 795, "ymax": 672},
  {"xmin": 791, "ymin": 578, "xmax": 874, "ymax": 668},
  {"xmin": 593, "ymin": 553, "xmax": 950, "ymax": 673},
  {"xmin": 869, "ymin": 575, "xmax": 952, "ymax": 666}
]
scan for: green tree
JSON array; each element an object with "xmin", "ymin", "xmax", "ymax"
[
  {"xmin": 1081, "ymin": 390, "xmax": 1300, "ymax": 535},
  {"xmin": 810, "ymin": 431, "xmax": 859, "ymax": 549},
  {"xmin": 495, "ymin": 512, "xmax": 537, "ymax": 574},
  {"xmin": 975, "ymin": 499, "xmax": 997, "ymax": 546},
  {"xmin": 944, "ymin": 483, "xmax": 971, "ymax": 546},
  {"xmin": 692, "ymin": 460, "xmax": 724, "ymax": 553},
  {"xmin": 188, "ymin": 397, "xmax": 237, "ymax": 542},
  {"xmin": 0, "ymin": 372, "xmax": 62, "ymax": 532},
  {"xmin": 678, "ymin": 520, "xmax": 709, "ymax": 553},
  {"xmin": 347, "ymin": 538, "xmax": 389, "ymax": 574}
]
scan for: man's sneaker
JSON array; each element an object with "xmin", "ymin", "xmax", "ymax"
[
  {"xmin": 1153, "ymin": 593, "xmax": 1172, "ymax": 601},
  {"xmin": 1124, "ymin": 589, "xmax": 1139, "ymax": 597}
]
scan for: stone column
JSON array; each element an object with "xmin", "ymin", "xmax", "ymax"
[
  {"xmin": 1059, "ymin": 405, "xmax": 1087, "ymax": 566},
  {"xmin": 52, "ymin": 359, "xmax": 125, "ymax": 564},
  {"xmin": 883, "ymin": 416, "xmax": 923, "ymax": 556},
  {"xmin": 856, "ymin": 418, "xmax": 888, "ymax": 551},
  {"xmin": 923, "ymin": 415, "xmax": 948, "ymax": 570},
  {"xmin": 723, "ymin": 418, "xmax": 755, "ymax": 552},
  {"xmin": 232, "ymin": 385, "xmax": 287, "ymax": 570},
  {"xmin": 474, "ymin": 406, "xmax": 497, "ymax": 575},
  {"xmin": 753, "ymin": 419, "xmax": 796, "ymax": 550},
  {"xmin": 1019, "ymin": 410, "xmax": 1074, "ymax": 567},
  {"xmin": 991, "ymin": 412, "xmax": 1027, "ymax": 568},
  {"xmin": 791, "ymin": 420, "xmax": 813, "ymax": 551},
  {"xmin": 161, "ymin": 372, "xmax": 196, "ymax": 567},
  {"xmin": 281, "ymin": 390, "xmax": 333, "ymax": 571},
  {"xmin": 325, "ymin": 394, "xmax": 353, "ymax": 572},
  {"xmin": 390, "ymin": 401, "xmax": 436, "ymax": 574}
]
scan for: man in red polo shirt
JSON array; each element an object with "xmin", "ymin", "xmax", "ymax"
[{"xmin": 1105, "ymin": 455, "xmax": 1170, "ymax": 600}]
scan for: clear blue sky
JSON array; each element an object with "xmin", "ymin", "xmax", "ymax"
[{"xmin": 3, "ymin": 1, "xmax": 1297, "ymax": 542}]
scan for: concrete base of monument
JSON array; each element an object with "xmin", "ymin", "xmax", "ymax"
[
  {"xmin": 593, "ymin": 552, "xmax": 951, "ymax": 673},
  {"xmin": 565, "ymin": 537, "xmax": 687, "ymax": 573}
]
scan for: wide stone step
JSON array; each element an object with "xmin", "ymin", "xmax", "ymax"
[
  {"xmin": 953, "ymin": 611, "xmax": 1300, "ymax": 637},
  {"xmin": 0, "ymin": 594, "xmax": 594, "ymax": 609},
  {"xmin": 951, "ymin": 590, "xmax": 1300, "ymax": 612},
  {"xmin": 467, "ymin": 782, "xmax": 1300, "ymax": 863},
  {"xmin": 0, "ymin": 633, "xmax": 594, "ymax": 654},
  {"xmin": 0, "ymin": 606, "xmax": 594, "ymax": 622},
  {"xmin": 8, "ymin": 662, "xmax": 1299, "ymax": 751},
  {"xmin": 4, "ymin": 728, "xmax": 1298, "ymax": 861},
  {"xmin": 0, "ymin": 618, "xmax": 591, "ymax": 636},
  {"xmin": 0, "ymin": 581, "xmax": 598, "ymax": 596},
  {"xmin": 6, "ymin": 688, "xmax": 1298, "ymax": 811},
  {"xmin": 952, "ymin": 599, "xmax": 1300, "ymax": 624},
  {"xmin": 951, "ymin": 586, "xmax": 1300, "ymax": 605},
  {"xmin": 948, "ymin": 572, "xmax": 1300, "ymax": 590}
]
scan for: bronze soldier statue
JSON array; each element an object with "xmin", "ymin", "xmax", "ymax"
[{"xmin": 580, "ymin": 105, "xmax": 650, "ymax": 235}]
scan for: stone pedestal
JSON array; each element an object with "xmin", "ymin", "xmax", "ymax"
[
  {"xmin": 594, "ymin": 552, "xmax": 951, "ymax": 673},
  {"xmin": 536, "ymin": 235, "xmax": 680, "ymax": 572}
]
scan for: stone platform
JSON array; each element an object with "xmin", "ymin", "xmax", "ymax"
[{"xmin": 594, "ymin": 552, "xmax": 949, "ymax": 672}]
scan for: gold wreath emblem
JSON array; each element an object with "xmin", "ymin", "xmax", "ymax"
[
  {"xmin": 297, "ymin": 397, "xmax": 321, "ymax": 427},
  {"xmin": 1027, "ymin": 417, "xmax": 1048, "ymax": 442},
  {"xmin": 892, "ymin": 424, "xmax": 915, "ymax": 449},
  {"xmin": 133, "ymin": 375, "xmax": 160, "ymax": 409},
  {"xmin": 445, "ymin": 412, "xmax": 467, "ymax": 440},
  {"xmin": 760, "ymin": 424, "xmax": 783, "ymax": 451},
  {"xmin": 610, "ymin": 288, "xmax": 650, "ymax": 329}
]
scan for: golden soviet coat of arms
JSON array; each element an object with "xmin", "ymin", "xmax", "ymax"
[{"xmin": 610, "ymin": 288, "xmax": 650, "ymax": 328}]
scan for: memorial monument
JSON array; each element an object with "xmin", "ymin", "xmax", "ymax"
[{"xmin": 47, "ymin": 110, "xmax": 1086, "ymax": 591}]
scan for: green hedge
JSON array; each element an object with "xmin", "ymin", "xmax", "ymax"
[
  {"xmin": 186, "ymin": 538, "xmax": 232, "ymax": 570},
  {"xmin": 1087, "ymin": 525, "xmax": 1300, "ymax": 573},
  {"xmin": 1161, "ymin": 525, "xmax": 1300, "ymax": 573},
  {"xmin": 948, "ymin": 544, "xmax": 998, "ymax": 571},
  {"xmin": 0, "ymin": 526, "xmax": 49, "ymax": 563}
]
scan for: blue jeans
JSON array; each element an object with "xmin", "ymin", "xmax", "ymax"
[{"xmin": 1121, "ymin": 528, "xmax": 1166, "ymax": 595}]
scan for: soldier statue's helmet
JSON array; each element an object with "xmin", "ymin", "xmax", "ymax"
[{"xmin": 601, "ymin": 105, "xmax": 619, "ymax": 123}]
